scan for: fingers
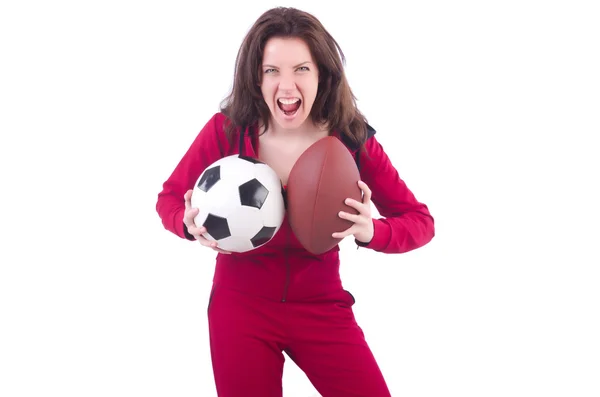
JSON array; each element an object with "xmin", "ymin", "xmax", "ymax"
[
  {"xmin": 333, "ymin": 181, "xmax": 372, "ymax": 240},
  {"xmin": 338, "ymin": 209, "xmax": 363, "ymax": 224},
  {"xmin": 204, "ymin": 240, "xmax": 232, "ymax": 254},
  {"xmin": 358, "ymin": 180, "xmax": 372, "ymax": 203},
  {"xmin": 185, "ymin": 218, "xmax": 203, "ymax": 238},
  {"xmin": 184, "ymin": 207, "xmax": 199, "ymax": 221},
  {"xmin": 183, "ymin": 190, "xmax": 231, "ymax": 254},
  {"xmin": 183, "ymin": 189, "xmax": 200, "ymax": 231},
  {"xmin": 342, "ymin": 181, "xmax": 372, "ymax": 218},
  {"xmin": 194, "ymin": 226, "xmax": 211, "ymax": 243},
  {"xmin": 195, "ymin": 227, "xmax": 232, "ymax": 254},
  {"xmin": 183, "ymin": 208, "xmax": 200, "ymax": 233},
  {"xmin": 184, "ymin": 189, "xmax": 193, "ymax": 210},
  {"xmin": 332, "ymin": 225, "xmax": 355, "ymax": 239},
  {"xmin": 343, "ymin": 198, "xmax": 370, "ymax": 219}
]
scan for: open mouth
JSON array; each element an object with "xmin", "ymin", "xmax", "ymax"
[{"xmin": 277, "ymin": 98, "xmax": 301, "ymax": 116}]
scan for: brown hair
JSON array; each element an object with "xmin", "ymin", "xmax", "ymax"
[{"xmin": 219, "ymin": 7, "xmax": 369, "ymax": 151}]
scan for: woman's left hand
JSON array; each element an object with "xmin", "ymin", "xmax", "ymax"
[{"xmin": 332, "ymin": 180, "xmax": 374, "ymax": 244}]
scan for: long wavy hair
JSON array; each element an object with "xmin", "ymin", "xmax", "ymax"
[{"xmin": 219, "ymin": 7, "xmax": 369, "ymax": 151}]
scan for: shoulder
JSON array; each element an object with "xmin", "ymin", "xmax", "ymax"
[
  {"xmin": 212, "ymin": 111, "xmax": 246, "ymax": 140},
  {"xmin": 196, "ymin": 112, "xmax": 238, "ymax": 152},
  {"xmin": 206, "ymin": 111, "xmax": 229, "ymax": 134},
  {"xmin": 339, "ymin": 122, "xmax": 377, "ymax": 151},
  {"xmin": 359, "ymin": 123, "xmax": 392, "ymax": 164}
]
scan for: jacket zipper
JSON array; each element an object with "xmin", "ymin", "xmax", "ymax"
[{"xmin": 281, "ymin": 223, "xmax": 290, "ymax": 302}]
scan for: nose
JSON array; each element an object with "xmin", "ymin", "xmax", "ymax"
[{"xmin": 278, "ymin": 71, "xmax": 296, "ymax": 91}]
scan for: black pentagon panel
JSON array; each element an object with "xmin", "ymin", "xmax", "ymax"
[
  {"xmin": 239, "ymin": 179, "xmax": 269, "ymax": 209},
  {"xmin": 251, "ymin": 226, "xmax": 277, "ymax": 247},
  {"xmin": 197, "ymin": 166, "xmax": 220, "ymax": 192},
  {"xmin": 238, "ymin": 155, "xmax": 263, "ymax": 164},
  {"xmin": 203, "ymin": 213, "xmax": 230, "ymax": 240}
]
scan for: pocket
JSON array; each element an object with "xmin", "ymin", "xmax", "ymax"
[
  {"xmin": 207, "ymin": 285, "xmax": 216, "ymax": 314},
  {"xmin": 344, "ymin": 289, "xmax": 356, "ymax": 306}
]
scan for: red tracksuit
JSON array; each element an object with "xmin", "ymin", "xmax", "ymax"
[{"xmin": 156, "ymin": 112, "xmax": 435, "ymax": 396}]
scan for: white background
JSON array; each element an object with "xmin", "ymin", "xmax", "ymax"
[{"xmin": 1, "ymin": 0, "xmax": 599, "ymax": 396}]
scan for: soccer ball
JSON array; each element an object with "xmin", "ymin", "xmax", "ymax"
[{"xmin": 190, "ymin": 154, "xmax": 286, "ymax": 252}]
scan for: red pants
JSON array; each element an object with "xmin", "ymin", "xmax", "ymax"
[{"xmin": 207, "ymin": 285, "xmax": 392, "ymax": 397}]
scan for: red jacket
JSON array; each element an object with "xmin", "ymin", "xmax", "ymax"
[{"xmin": 156, "ymin": 113, "xmax": 434, "ymax": 301}]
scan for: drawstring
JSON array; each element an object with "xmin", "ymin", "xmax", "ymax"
[{"xmin": 238, "ymin": 126, "xmax": 247, "ymax": 156}]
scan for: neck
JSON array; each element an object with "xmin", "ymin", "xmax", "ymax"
[{"xmin": 261, "ymin": 118, "xmax": 329, "ymax": 139}]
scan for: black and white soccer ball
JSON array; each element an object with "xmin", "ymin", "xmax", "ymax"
[{"xmin": 190, "ymin": 154, "xmax": 286, "ymax": 252}]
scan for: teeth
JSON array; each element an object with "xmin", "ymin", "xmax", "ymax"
[{"xmin": 278, "ymin": 98, "xmax": 300, "ymax": 105}]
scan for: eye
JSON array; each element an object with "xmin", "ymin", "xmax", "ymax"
[
  {"xmin": 297, "ymin": 66, "xmax": 310, "ymax": 72},
  {"xmin": 264, "ymin": 68, "xmax": 277, "ymax": 74}
]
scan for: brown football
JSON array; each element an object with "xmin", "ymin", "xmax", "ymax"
[{"xmin": 286, "ymin": 136, "xmax": 362, "ymax": 255}]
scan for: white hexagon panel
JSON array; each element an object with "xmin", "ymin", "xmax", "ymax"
[{"xmin": 190, "ymin": 154, "xmax": 285, "ymax": 252}]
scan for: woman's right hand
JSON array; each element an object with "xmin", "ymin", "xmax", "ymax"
[{"xmin": 183, "ymin": 189, "xmax": 232, "ymax": 254}]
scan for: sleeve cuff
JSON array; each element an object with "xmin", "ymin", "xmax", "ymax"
[
  {"xmin": 174, "ymin": 208, "xmax": 196, "ymax": 241},
  {"xmin": 355, "ymin": 218, "xmax": 391, "ymax": 251}
]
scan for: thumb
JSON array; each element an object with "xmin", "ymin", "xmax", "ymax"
[{"xmin": 184, "ymin": 189, "xmax": 193, "ymax": 208}]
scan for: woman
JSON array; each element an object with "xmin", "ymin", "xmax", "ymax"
[{"xmin": 156, "ymin": 6, "xmax": 435, "ymax": 397}]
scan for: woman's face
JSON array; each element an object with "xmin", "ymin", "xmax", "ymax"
[{"xmin": 259, "ymin": 37, "xmax": 319, "ymax": 132}]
